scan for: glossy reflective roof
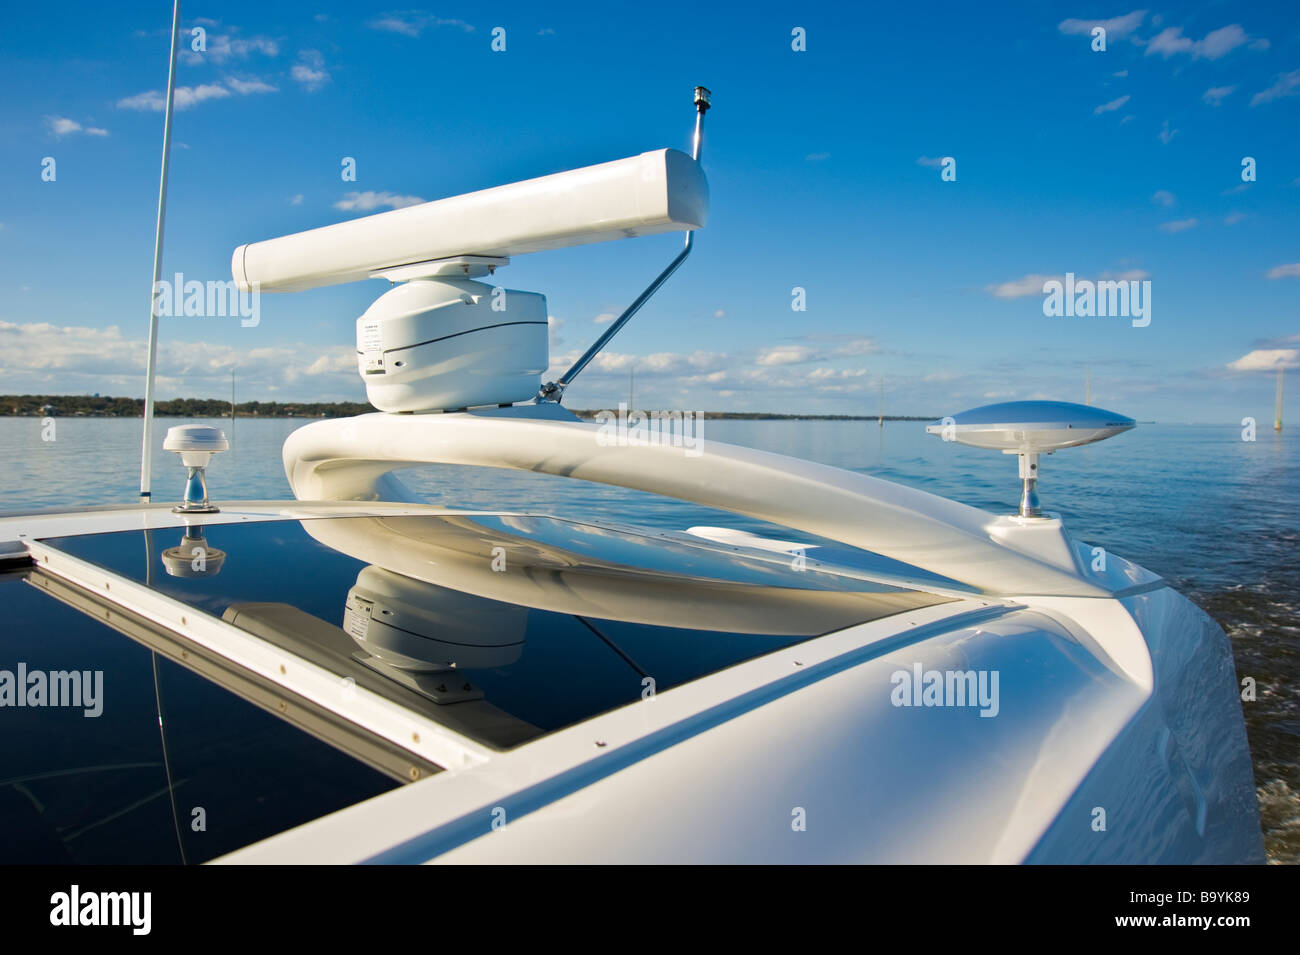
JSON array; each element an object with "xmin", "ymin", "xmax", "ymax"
[
  {"xmin": 0, "ymin": 565, "xmax": 396, "ymax": 864},
  {"xmin": 6, "ymin": 512, "xmax": 954, "ymax": 862},
  {"xmin": 43, "ymin": 514, "xmax": 952, "ymax": 749}
]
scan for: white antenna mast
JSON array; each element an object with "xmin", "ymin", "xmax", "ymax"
[{"xmin": 138, "ymin": 0, "xmax": 182, "ymax": 500}]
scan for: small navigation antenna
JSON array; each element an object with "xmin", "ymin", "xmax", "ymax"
[
  {"xmin": 926, "ymin": 400, "xmax": 1135, "ymax": 518},
  {"xmin": 163, "ymin": 424, "xmax": 229, "ymax": 513}
]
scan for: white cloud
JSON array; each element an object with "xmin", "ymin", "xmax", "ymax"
[
  {"xmin": 1203, "ymin": 85, "xmax": 1235, "ymax": 106},
  {"xmin": 304, "ymin": 353, "xmax": 355, "ymax": 375},
  {"xmin": 182, "ymin": 31, "xmax": 278, "ymax": 65},
  {"xmin": 1266, "ymin": 263, "xmax": 1300, "ymax": 279},
  {"xmin": 224, "ymin": 76, "xmax": 277, "ymax": 95},
  {"xmin": 1058, "ymin": 11, "xmax": 1146, "ymax": 40},
  {"xmin": 713, "ymin": 309, "xmax": 726, "ymax": 319},
  {"xmin": 1224, "ymin": 212, "xmax": 1246, "ymax": 225},
  {"xmin": 1158, "ymin": 218, "xmax": 1197, "ymax": 233},
  {"xmin": 834, "ymin": 337, "xmax": 878, "ymax": 356},
  {"xmin": 117, "ymin": 84, "xmax": 231, "ymax": 111},
  {"xmin": 592, "ymin": 312, "xmax": 616, "ymax": 325},
  {"xmin": 1227, "ymin": 349, "xmax": 1298, "ymax": 372},
  {"xmin": 334, "ymin": 191, "xmax": 426, "ymax": 211},
  {"xmin": 1146, "ymin": 24, "xmax": 1266, "ymax": 60},
  {"xmin": 44, "ymin": 116, "xmax": 108, "ymax": 137},
  {"xmin": 916, "ymin": 156, "xmax": 948, "ymax": 168},
  {"xmin": 1144, "ymin": 26, "xmax": 1193, "ymax": 57},
  {"xmin": 808, "ymin": 367, "xmax": 867, "ymax": 381},
  {"xmin": 289, "ymin": 194, "xmax": 304, "ymax": 206},
  {"xmin": 756, "ymin": 345, "xmax": 821, "ymax": 366},
  {"xmin": 171, "ymin": 85, "xmax": 232, "ymax": 110},
  {"xmin": 987, "ymin": 270, "xmax": 1149, "ymax": 298},
  {"xmin": 543, "ymin": 347, "xmax": 886, "ymax": 401},
  {"xmin": 369, "ymin": 11, "xmax": 474, "ymax": 37},
  {"xmin": 1252, "ymin": 70, "xmax": 1300, "ymax": 107},
  {"xmin": 1158, "ymin": 120, "xmax": 1179, "ymax": 144},
  {"xmin": 117, "ymin": 75, "xmax": 274, "ymax": 111},
  {"xmin": 1094, "ymin": 94, "xmax": 1130, "ymax": 114},
  {"xmin": 0, "ymin": 321, "xmax": 359, "ymax": 396},
  {"xmin": 291, "ymin": 50, "xmax": 330, "ymax": 92},
  {"xmin": 986, "ymin": 274, "xmax": 1060, "ymax": 299},
  {"xmin": 1151, "ymin": 189, "xmax": 1176, "ymax": 207},
  {"xmin": 805, "ymin": 152, "xmax": 830, "ymax": 162}
]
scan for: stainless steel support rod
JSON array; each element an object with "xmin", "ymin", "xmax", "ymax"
[
  {"xmin": 540, "ymin": 86, "xmax": 710, "ymax": 402},
  {"xmin": 551, "ymin": 236, "xmax": 695, "ymax": 395},
  {"xmin": 139, "ymin": 0, "xmax": 182, "ymax": 498}
]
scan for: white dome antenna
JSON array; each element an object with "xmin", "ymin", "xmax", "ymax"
[{"xmin": 927, "ymin": 401, "xmax": 1135, "ymax": 518}]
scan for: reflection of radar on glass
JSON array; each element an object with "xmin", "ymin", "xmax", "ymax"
[{"xmin": 343, "ymin": 566, "xmax": 526, "ymax": 703}]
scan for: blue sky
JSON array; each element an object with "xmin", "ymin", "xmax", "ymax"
[{"xmin": 1, "ymin": 1, "xmax": 1297, "ymax": 422}]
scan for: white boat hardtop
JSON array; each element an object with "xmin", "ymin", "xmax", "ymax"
[{"xmin": 0, "ymin": 88, "xmax": 1262, "ymax": 865}]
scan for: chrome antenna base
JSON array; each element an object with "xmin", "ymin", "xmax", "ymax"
[{"xmin": 1017, "ymin": 451, "xmax": 1043, "ymax": 518}]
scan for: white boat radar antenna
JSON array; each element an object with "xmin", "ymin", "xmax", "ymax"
[{"xmin": 229, "ymin": 87, "xmax": 712, "ymax": 415}]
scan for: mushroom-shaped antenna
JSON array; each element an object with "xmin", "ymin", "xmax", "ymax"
[{"xmin": 162, "ymin": 424, "xmax": 229, "ymax": 513}]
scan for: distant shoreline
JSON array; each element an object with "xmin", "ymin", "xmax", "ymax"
[{"xmin": 1, "ymin": 395, "xmax": 935, "ymax": 422}]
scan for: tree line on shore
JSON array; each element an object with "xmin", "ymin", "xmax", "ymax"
[
  {"xmin": 2, "ymin": 395, "xmax": 373, "ymax": 418},
  {"xmin": 2, "ymin": 394, "xmax": 933, "ymax": 421}
]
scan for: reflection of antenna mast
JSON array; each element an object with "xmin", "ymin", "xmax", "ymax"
[
  {"xmin": 878, "ymin": 378, "xmax": 884, "ymax": 427},
  {"xmin": 1276, "ymin": 366, "xmax": 1285, "ymax": 432},
  {"xmin": 1085, "ymin": 366, "xmax": 1091, "ymax": 406}
]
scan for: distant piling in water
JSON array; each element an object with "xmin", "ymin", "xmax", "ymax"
[{"xmin": 1276, "ymin": 367, "xmax": 1284, "ymax": 432}]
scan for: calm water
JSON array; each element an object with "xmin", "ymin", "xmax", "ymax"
[{"xmin": 1, "ymin": 415, "xmax": 1296, "ymax": 862}]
